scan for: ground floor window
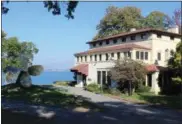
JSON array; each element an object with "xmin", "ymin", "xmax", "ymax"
[
  {"xmin": 97, "ymin": 71, "xmax": 101, "ymax": 84},
  {"xmin": 97, "ymin": 70, "xmax": 111, "ymax": 86}
]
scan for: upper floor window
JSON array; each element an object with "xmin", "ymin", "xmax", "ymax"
[
  {"xmin": 117, "ymin": 52, "xmax": 120, "ymax": 59},
  {"xmin": 85, "ymin": 56, "xmax": 87, "ymax": 62},
  {"xmin": 122, "ymin": 37, "xmax": 126, "ymax": 42},
  {"xmin": 140, "ymin": 52, "xmax": 144, "ymax": 60},
  {"xmin": 157, "ymin": 52, "xmax": 161, "ymax": 61},
  {"xmin": 93, "ymin": 43, "xmax": 96, "ymax": 47},
  {"xmin": 136, "ymin": 51, "xmax": 139, "ymax": 59},
  {"xmin": 99, "ymin": 42, "xmax": 102, "ymax": 46},
  {"xmin": 141, "ymin": 33, "xmax": 146, "ymax": 39},
  {"xmin": 106, "ymin": 40, "xmax": 110, "ymax": 45},
  {"xmin": 90, "ymin": 55, "xmax": 92, "ymax": 61},
  {"xmin": 99, "ymin": 54, "xmax": 102, "ymax": 61},
  {"xmin": 111, "ymin": 53, "xmax": 114, "ymax": 58},
  {"xmin": 145, "ymin": 52, "xmax": 148, "ymax": 60},
  {"xmin": 170, "ymin": 36, "xmax": 174, "ymax": 40},
  {"xmin": 106, "ymin": 53, "xmax": 109, "ymax": 61},
  {"xmin": 95, "ymin": 55, "xmax": 97, "ymax": 61},
  {"xmin": 157, "ymin": 34, "xmax": 161, "ymax": 38},
  {"xmin": 165, "ymin": 49, "xmax": 169, "ymax": 61},
  {"xmin": 113, "ymin": 39, "xmax": 117, "ymax": 44},
  {"xmin": 131, "ymin": 35, "xmax": 136, "ymax": 40}
]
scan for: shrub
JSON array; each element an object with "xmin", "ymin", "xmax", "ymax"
[
  {"xmin": 105, "ymin": 88, "xmax": 121, "ymax": 96},
  {"xmin": 135, "ymin": 82, "xmax": 151, "ymax": 93},
  {"xmin": 85, "ymin": 83, "xmax": 101, "ymax": 93},
  {"xmin": 54, "ymin": 81, "xmax": 69, "ymax": 86},
  {"xmin": 28, "ymin": 65, "xmax": 44, "ymax": 76}
]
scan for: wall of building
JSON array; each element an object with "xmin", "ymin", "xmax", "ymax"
[{"xmin": 151, "ymin": 33, "xmax": 180, "ymax": 66}]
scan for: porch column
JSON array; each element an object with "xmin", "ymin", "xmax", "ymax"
[
  {"xmin": 151, "ymin": 72, "xmax": 160, "ymax": 95},
  {"xmin": 145, "ymin": 74, "xmax": 148, "ymax": 86}
]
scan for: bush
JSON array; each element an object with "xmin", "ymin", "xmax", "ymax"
[
  {"xmin": 85, "ymin": 83, "xmax": 101, "ymax": 94},
  {"xmin": 54, "ymin": 81, "xmax": 69, "ymax": 86},
  {"xmin": 135, "ymin": 83, "xmax": 151, "ymax": 93},
  {"xmin": 28, "ymin": 65, "xmax": 44, "ymax": 76},
  {"xmin": 105, "ymin": 88, "xmax": 121, "ymax": 96}
]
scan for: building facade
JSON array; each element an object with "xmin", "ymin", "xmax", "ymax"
[{"xmin": 71, "ymin": 27, "xmax": 181, "ymax": 94}]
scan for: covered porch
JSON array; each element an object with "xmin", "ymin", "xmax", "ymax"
[{"xmin": 70, "ymin": 64, "xmax": 88, "ymax": 87}]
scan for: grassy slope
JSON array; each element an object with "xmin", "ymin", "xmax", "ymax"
[{"xmin": 1, "ymin": 84, "xmax": 102, "ymax": 111}]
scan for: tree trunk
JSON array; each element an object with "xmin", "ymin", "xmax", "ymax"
[{"xmin": 128, "ymin": 80, "xmax": 132, "ymax": 96}]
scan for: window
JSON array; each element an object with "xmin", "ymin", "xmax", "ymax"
[
  {"xmin": 122, "ymin": 37, "xmax": 126, "ymax": 42},
  {"xmin": 99, "ymin": 42, "xmax": 102, "ymax": 46},
  {"xmin": 85, "ymin": 56, "xmax": 87, "ymax": 62},
  {"xmin": 102, "ymin": 71, "xmax": 106, "ymax": 85},
  {"xmin": 165, "ymin": 49, "xmax": 169, "ymax": 61},
  {"xmin": 157, "ymin": 34, "xmax": 161, "ymax": 38},
  {"xmin": 128, "ymin": 51, "xmax": 131, "ymax": 58},
  {"xmin": 131, "ymin": 35, "xmax": 136, "ymax": 40},
  {"xmin": 81, "ymin": 56, "xmax": 83, "ymax": 62},
  {"xmin": 117, "ymin": 52, "xmax": 120, "ymax": 59},
  {"xmin": 90, "ymin": 55, "xmax": 92, "ymax": 61},
  {"xmin": 170, "ymin": 36, "xmax": 174, "ymax": 40},
  {"xmin": 97, "ymin": 71, "xmax": 101, "ymax": 84},
  {"xmin": 124, "ymin": 52, "xmax": 127, "ymax": 58},
  {"xmin": 136, "ymin": 51, "xmax": 139, "ymax": 59},
  {"xmin": 99, "ymin": 54, "xmax": 102, "ymax": 61},
  {"xmin": 111, "ymin": 53, "xmax": 114, "ymax": 58},
  {"xmin": 93, "ymin": 43, "xmax": 96, "ymax": 47},
  {"xmin": 106, "ymin": 40, "xmax": 110, "ymax": 45},
  {"xmin": 141, "ymin": 33, "xmax": 146, "ymax": 39},
  {"xmin": 106, "ymin": 53, "xmax": 109, "ymax": 60},
  {"xmin": 95, "ymin": 54, "xmax": 97, "ymax": 61},
  {"xmin": 113, "ymin": 39, "xmax": 117, "ymax": 44},
  {"xmin": 77, "ymin": 57, "xmax": 79, "ymax": 62},
  {"xmin": 145, "ymin": 52, "xmax": 148, "ymax": 60},
  {"xmin": 157, "ymin": 52, "xmax": 161, "ymax": 60},
  {"xmin": 140, "ymin": 52, "xmax": 144, "ymax": 60}
]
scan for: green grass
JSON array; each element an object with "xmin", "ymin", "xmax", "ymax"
[
  {"xmin": 1, "ymin": 84, "xmax": 103, "ymax": 112},
  {"xmin": 115, "ymin": 92, "xmax": 182, "ymax": 109},
  {"xmin": 53, "ymin": 81, "xmax": 69, "ymax": 86}
]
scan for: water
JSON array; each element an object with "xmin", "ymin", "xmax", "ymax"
[
  {"xmin": 31, "ymin": 71, "xmax": 74, "ymax": 85},
  {"xmin": 2, "ymin": 71, "xmax": 74, "ymax": 85}
]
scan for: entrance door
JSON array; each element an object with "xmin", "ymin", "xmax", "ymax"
[
  {"xmin": 83, "ymin": 75, "xmax": 87, "ymax": 86},
  {"xmin": 147, "ymin": 74, "xmax": 152, "ymax": 87}
]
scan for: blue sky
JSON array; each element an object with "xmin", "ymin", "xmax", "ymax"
[{"xmin": 2, "ymin": 1, "xmax": 181, "ymax": 70}]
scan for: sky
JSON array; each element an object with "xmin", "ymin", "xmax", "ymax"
[{"xmin": 2, "ymin": 1, "xmax": 181, "ymax": 70}]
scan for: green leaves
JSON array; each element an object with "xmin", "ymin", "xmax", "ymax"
[
  {"xmin": 1, "ymin": 31, "xmax": 39, "ymax": 71},
  {"xmin": 94, "ymin": 6, "xmax": 172, "ymax": 40},
  {"xmin": 28, "ymin": 65, "xmax": 44, "ymax": 76}
]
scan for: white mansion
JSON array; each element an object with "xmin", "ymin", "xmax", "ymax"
[{"xmin": 71, "ymin": 27, "xmax": 181, "ymax": 94}]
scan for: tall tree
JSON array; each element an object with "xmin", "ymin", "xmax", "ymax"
[
  {"xmin": 1, "ymin": 31, "xmax": 39, "ymax": 71},
  {"xmin": 93, "ymin": 6, "xmax": 171, "ymax": 40},
  {"xmin": 110, "ymin": 58, "xmax": 147, "ymax": 96},
  {"xmin": 1, "ymin": 1, "xmax": 78, "ymax": 19}
]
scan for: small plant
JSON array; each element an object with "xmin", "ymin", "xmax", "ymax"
[
  {"xmin": 85, "ymin": 83, "xmax": 101, "ymax": 94},
  {"xmin": 135, "ymin": 82, "xmax": 151, "ymax": 93}
]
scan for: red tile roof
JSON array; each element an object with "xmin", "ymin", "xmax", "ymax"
[
  {"xmin": 70, "ymin": 64, "xmax": 88, "ymax": 76},
  {"xmin": 145, "ymin": 64, "xmax": 159, "ymax": 72},
  {"xmin": 87, "ymin": 28, "xmax": 182, "ymax": 44},
  {"xmin": 75, "ymin": 43, "xmax": 151, "ymax": 56}
]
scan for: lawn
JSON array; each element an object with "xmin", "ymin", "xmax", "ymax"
[
  {"xmin": 1, "ymin": 84, "xmax": 102, "ymax": 112},
  {"xmin": 106, "ymin": 92, "xmax": 182, "ymax": 109}
]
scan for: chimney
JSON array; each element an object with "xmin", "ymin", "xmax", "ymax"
[
  {"xmin": 130, "ymin": 28, "xmax": 136, "ymax": 32},
  {"xmin": 167, "ymin": 25, "xmax": 179, "ymax": 34}
]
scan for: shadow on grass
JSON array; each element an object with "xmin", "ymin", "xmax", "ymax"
[
  {"xmin": 138, "ymin": 93, "xmax": 182, "ymax": 109},
  {"xmin": 2, "ymin": 84, "xmax": 182, "ymax": 124}
]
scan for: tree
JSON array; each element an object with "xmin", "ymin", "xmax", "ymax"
[
  {"xmin": 1, "ymin": 1, "xmax": 78, "ymax": 19},
  {"xmin": 1, "ymin": 31, "xmax": 39, "ymax": 71},
  {"xmin": 94, "ymin": 6, "xmax": 143, "ymax": 40},
  {"xmin": 110, "ymin": 58, "xmax": 147, "ymax": 96},
  {"xmin": 93, "ymin": 6, "xmax": 171, "ymax": 40}
]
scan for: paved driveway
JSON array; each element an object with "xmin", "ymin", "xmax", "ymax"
[{"xmin": 2, "ymin": 85, "xmax": 182, "ymax": 124}]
